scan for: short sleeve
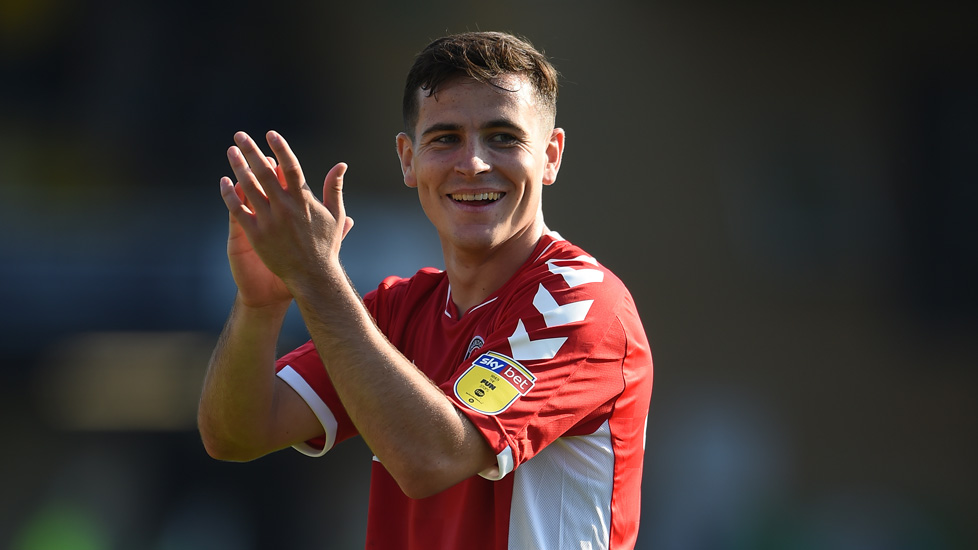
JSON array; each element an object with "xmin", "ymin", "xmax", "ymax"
[{"xmin": 275, "ymin": 341, "xmax": 358, "ymax": 456}]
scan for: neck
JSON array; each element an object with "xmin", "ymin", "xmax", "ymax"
[{"xmin": 443, "ymin": 225, "xmax": 548, "ymax": 315}]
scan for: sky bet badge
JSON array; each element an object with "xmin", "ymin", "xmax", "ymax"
[{"xmin": 455, "ymin": 351, "xmax": 536, "ymax": 415}]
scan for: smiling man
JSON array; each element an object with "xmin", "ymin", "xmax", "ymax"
[{"xmin": 198, "ymin": 31, "xmax": 653, "ymax": 549}]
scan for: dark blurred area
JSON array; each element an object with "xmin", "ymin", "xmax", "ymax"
[{"xmin": 1, "ymin": 2, "xmax": 976, "ymax": 548}]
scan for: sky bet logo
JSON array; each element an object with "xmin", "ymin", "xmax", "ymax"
[{"xmin": 455, "ymin": 351, "xmax": 536, "ymax": 415}]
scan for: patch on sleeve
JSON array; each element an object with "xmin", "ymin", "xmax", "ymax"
[{"xmin": 454, "ymin": 351, "xmax": 536, "ymax": 415}]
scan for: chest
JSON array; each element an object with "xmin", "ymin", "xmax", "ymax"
[{"xmin": 384, "ymin": 297, "xmax": 503, "ymax": 385}]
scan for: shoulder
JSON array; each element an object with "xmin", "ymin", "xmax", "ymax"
[
  {"xmin": 516, "ymin": 232, "xmax": 631, "ymax": 306},
  {"xmin": 365, "ymin": 267, "xmax": 446, "ymax": 303},
  {"xmin": 363, "ymin": 267, "xmax": 447, "ymax": 329},
  {"xmin": 496, "ymin": 233, "xmax": 642, "ymax": 361}
]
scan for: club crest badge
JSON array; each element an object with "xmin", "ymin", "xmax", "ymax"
[
  {"xmin": 454, "ymin": 351, "xmax": 536, "ymax": 415},
  {"xmin": 464, "ymin": 335, "xmax": 485, "ymax": 360}
]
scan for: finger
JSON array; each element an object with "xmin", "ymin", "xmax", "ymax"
[
  {"xmin": 341, "ymin": 217, "xmax": 355, "ymax": 240},
  {"xmin": 223, "ymin": 179, "xmax": 248, "ymax": 234},
  {"xmin": 234, "ymin": 181, "xmax": 256, "ymax": 215},
  {"xmin": 321, "ymin": 162, "xmax": 348, "ymax": 222},
  {"xmin": 227, "ymin": 146, "xmax": 270, "ymax": 215},
  {"xmin": 265, "ymin": 130, "xmax": 307, "ymax": 194},
  {"xmin": 234, "ymin": 131, "xmax": 282, "ymax": 199},
  {"xmin": 219, "ymin": 176, "xmax": 257, "ymax": 230},
  {"xmin": 267, "ymin": 155, "xmax": 289, "ymax": 191}
]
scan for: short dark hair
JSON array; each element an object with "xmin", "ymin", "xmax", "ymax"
[{"xmin": 402, "ymin": 31, "xmax": 559, "ymax": 137}]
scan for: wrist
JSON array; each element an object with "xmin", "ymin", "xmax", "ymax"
[
  {"xmin": 233, "ymin": 293, "xmax": 292, "ymax": 320},
  {"xmin": 288, "ymin": 266, "xmax": 363, "ymax": 326},
  {"xmin": 285, "ymin": 258, "xmax": 349, "ymax": 302}
]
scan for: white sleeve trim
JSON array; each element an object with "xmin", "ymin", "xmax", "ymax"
[
  {"xmin": 276, "ymin": 365, "xmax": 338, "ymax": 457},
  {"xmin": 478, "ymin": 446, "xmax": 515, "ymax": 481}
]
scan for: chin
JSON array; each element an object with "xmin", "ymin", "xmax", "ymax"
[{"xmin": 449, "ymin": 228, "xmax": 506, "ymax": 251}]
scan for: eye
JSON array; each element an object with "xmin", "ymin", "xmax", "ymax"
[
  {"xmin": 431, "ymin": 134, "xmax": 460, "ymax": 145},
  {"xmin": 488, "ymin": 133, "xmax": 519, "ymax": 145}
]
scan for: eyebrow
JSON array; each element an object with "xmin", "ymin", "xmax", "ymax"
[
  {"xmin": 483, "ymin": 119, "xmax": 528, "ymax": 136},
  {"xmin": 420, "ymin": 122, "xmax": 463, "ymax": 138},
  {"xmin": 419, "ymin": 119, "xmax": 529, "ymax": 139}
]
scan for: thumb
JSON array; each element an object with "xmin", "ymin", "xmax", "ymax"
[
  {"xmin": 341, "ymin": 216, "xmax": 355, "ymax": 240},
  {"xmin": 322, "ymin": 162, "xmax": 348, "ymax": 221}
]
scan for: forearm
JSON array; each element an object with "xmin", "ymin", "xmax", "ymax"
[
  {"xmin": 198, "ymin": 295, "xmax": 290, "ymax": 460},
  {"xmin": 290, "ymin": 267, "xmax": 492, "ymax": 497}
]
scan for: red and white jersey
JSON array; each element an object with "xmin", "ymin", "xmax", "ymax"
[{"xmin": 275, "ymin": 232, "xmax": 654, "ymax": 549}]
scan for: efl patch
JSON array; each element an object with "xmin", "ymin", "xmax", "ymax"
[{"xmin": 455, "ymin": 351, "xmax": 536, "ymax": 415}]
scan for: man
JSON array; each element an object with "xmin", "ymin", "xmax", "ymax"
[{"xmin": 198, "ymin": 31, "xmax": 653, "ymax": 549}]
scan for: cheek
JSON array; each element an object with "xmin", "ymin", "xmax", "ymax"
[{"xmin": 415, "ymin": 156, "xmax": 452, "ymax": 182}]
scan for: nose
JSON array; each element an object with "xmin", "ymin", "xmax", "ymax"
[{"xmin": 455, "ymin": 142, "xmax": 491, "ymax": 177}]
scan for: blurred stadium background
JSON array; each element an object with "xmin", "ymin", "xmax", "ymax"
[{"xmin": 1, "ymin": 1, "xmax": 975, "ymax": 548}]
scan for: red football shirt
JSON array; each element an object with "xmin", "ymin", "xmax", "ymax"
[{"xmin": 275, "ymin": 232, "xmax": 654, "ymax": 549}]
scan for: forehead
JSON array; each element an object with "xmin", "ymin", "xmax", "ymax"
[{"xmin": 414, "ymin": 75, "xmax": 543, "ymax": 129}]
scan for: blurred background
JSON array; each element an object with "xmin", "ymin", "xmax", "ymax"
[{"xmin": 1, "ymin": 1, "xmax": 976, "ymax": 548}]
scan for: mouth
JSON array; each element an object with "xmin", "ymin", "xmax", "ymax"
[{"xmin": 448, "ymin": 192, "xmax": 504, "ymax": 206}]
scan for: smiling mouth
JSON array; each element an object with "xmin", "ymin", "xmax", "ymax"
[{"xmin": 449, "ymin": 192, "xmax": 504, "ymax": 205}]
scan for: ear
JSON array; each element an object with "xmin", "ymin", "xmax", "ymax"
[
  {"xmin": 542, "ymin": 128, "xmax": 565, "ymax": 186},
  {"xmin": 396, "ymin": 132, "xmax": 417, "ymax": 188}
]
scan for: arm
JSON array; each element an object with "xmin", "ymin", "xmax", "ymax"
[
  {"xmin": 216, "ymin": 131, "xmax": 494, "ymax": 497},
  {"xmin": 198, "ymin": 297, "xmax": 325, "ymax": 461},
  {"xmin": 198, "ymin": 154, "xmax": 325, "ymax": 461}
]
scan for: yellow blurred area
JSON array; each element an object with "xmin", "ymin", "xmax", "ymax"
[
  {"xmin": 0, "ymin": 0, "xmax": 71, "ymax": 56},
  {"xmin": 33, "ymin": 332, "xmax": 212, "ymax": 431}
]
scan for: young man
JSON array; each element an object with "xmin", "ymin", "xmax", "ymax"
[{"xmin": 198, "ymin": 31, "xmax": 653, "ymax": 549}]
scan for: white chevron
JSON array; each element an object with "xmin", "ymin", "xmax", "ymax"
[
  {"xmin": 547, "ymin": 257, "xmax": 604, "ymax": 287},
  {"xmin": 533, "ymin": 284, "xmax": 593, "ymax": 327},
  {"xmin": 508, "ymin": 259, "xmax": 602, "ymax": 362},
  {"xmin": 508, "ymin": 319, "xmax": 567, "ymax": 361}
]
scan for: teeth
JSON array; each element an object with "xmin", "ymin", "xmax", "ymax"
[{"xmin": 450, "ymin": 192, "xmax": 502, "ymax": 201}]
